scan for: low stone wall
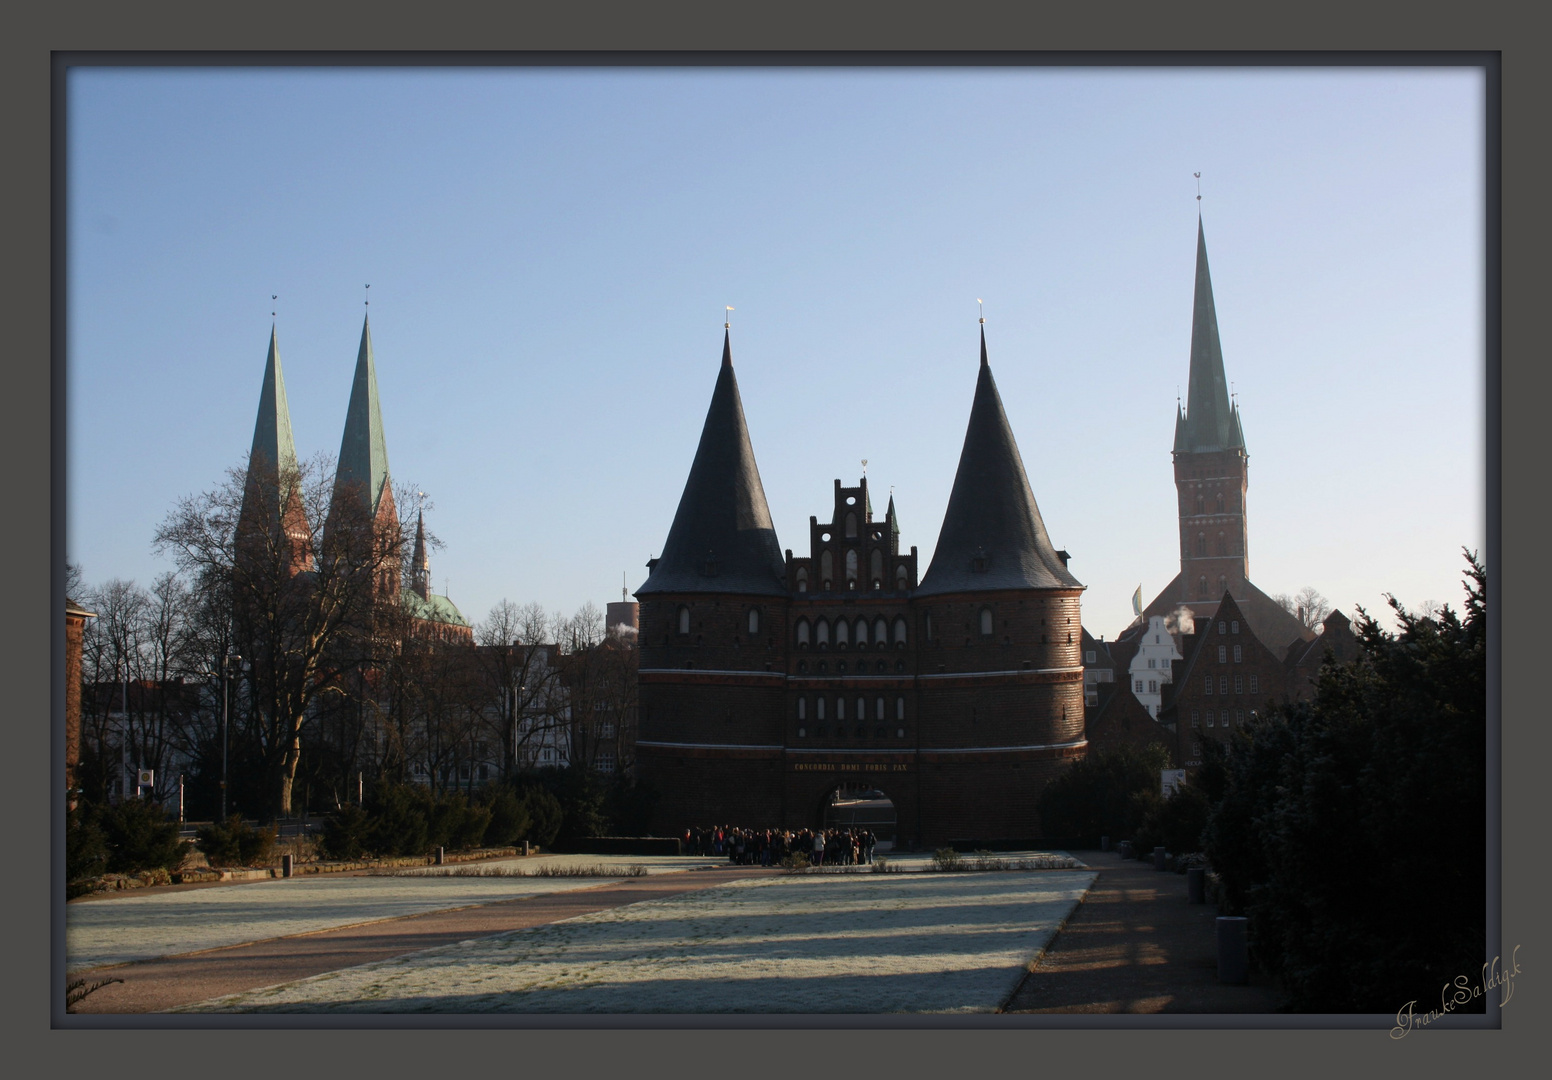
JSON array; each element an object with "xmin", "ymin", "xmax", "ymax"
[{"xmin": 549, "ymin": 836, "xmax": 682, "ymax": 857}]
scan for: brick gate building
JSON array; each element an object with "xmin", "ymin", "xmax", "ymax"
[{"xmin": 635, "ymin": 323, "xmax": 1085, "ymax": 845}]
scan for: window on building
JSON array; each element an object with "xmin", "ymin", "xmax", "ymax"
[
  {"xmin": 871, "ymin": 549, "xmax": 883, "ymax": 586},
  {"xmin": 816, "ymin": 698, "xmax": 826, "ymax": 721},
  {"xmin": 1234, "ymin": 675, "xmax": 1243, "ymax": 694},
  {"xmin": 856, "ymin": 618, "xmax": 869, "ymax": 647},
  {"xmin": 1085, "ymin": 650, "xmax": 1097, "ymax": 663},
  {"xmin": 1219, "ymin": 676, "xmax": 1229, "ymax": 693},
  {"xmin": 1191, "ymin": 710, "xmax": 1200, "ymax": 728},
  {"xmin": 817, "ymin": 620, "xmax": 830, "ymax": 648},
  {"xmin": 980, "ymin": 608, "xmax": 993, "ymax": 636},
  {"xmin": 677, "ymin": 606, "xmax": 690, "ymax": 635},
  {"xmin": 597, "ymin": 750, "xmax": 616, "ymax": 775},
  {"xmin": 1197, "ymin": 533, "xmax": 1206, "ymax": 556},
  {"xmin": 896, "ymin": 697, "xmax": 906, "ymax": 721},
  {"xmin": 1199, "ymin": 576, "xmax": 1209, "ymax": 598},
  {"xmin": 1233, "ymin": 644, "xmax": 1242, "ymax": 663},
  {"xmin": 1217, "ymin": 531, "xmax": 1226, "ymax": 555},
  {"xmin": 876, "ymin": 697, "xmax": 885, "ymax": 720},
  {"xmin": 874, "ymin": 617, "xmax": 888, "ymax": 646},
  {"xmin": 924, "ymin": 613, "xmax": 933, "ymax": 641},
  {"xmin": 837, "ymin": 698, "xmax": 846, "ymax": 720},
  {"xmin": 845, "ymin": 512, "xmax": 858, "ymax": 538},
  {"xmin": 1218, "ymin": 645, "xmax": 1227, "ymax": 663},
  {"xmin": 1221, "ymin": 709, "xmax": 1230, "ymax": 726},
  {"xmin": 1135, "ymin": 679, "xmax": 1144, "ymax": 693},
  {"xmin": 821, "ymin": 550, "xmax": 833, "ymax": 583},
  {"xmin": 1148, "ymin": 680, "xmax": 1158, "ymax": 693},
  {"xmin": 836, "ymin": 620, "xmax": 850, "ymax": 649},
  {"xmin": 857, "ymin": 698, "xmax": 866, "ymax": 723},
  {"xmin": 1216, "ymin": 492, "xmax": 1225, "ymax": 514},
  {"xmin": 896, "ymin": 564, "xmax": 909, "ymax": 590},
  {"xmin": 1207, "ymin": 711, "xmax": 1215, "ymax": 727},
  {"xmin": 1236, "ymin": 709, "xmax": 1244, "ymax": 725},
  {"xmin": 1231, "ymin": 620, "xmax": 1239, "ymax": 634},
  {"xmin": 797, "ymin": 727, "xmax": 806, "ymax": 738},
  {"xmin": 1218, "ymin": 621, "xmax": 1227, "ymax": 634},
  {"xmin": 845, "ymin": 549, "xmax": 859, "ymax": 583},
  {"xmin": 1204, "ymin": 676, "xmax": 1213, "ymax": 695},
  {"xmin": 1148, "ymin": 657, "xmax": 1157, "ymax": 669},
  {"xmin": 796, "ymin": 619, "xmax": 810, "ymax": 647},
  {"xmin": 1195, "ymin": 495, "xmax": 1204, "ymax": 514},
  {"xmin": 796, "ymin": 567, "xmax": 808, "ymax": 592},
  {"xmin": 894, "ymin": 617, "xmax": 908, "ymax": 646},
  {"xmin": 748, "ymin": 609, "xmax": 760, "ymax": 635},
  {"xmin": 797, "ymin": 698, "xmax": 806, "ymax": 721},
  {"xmin": 1250, "ymin": 675, "xmax": 1260, "ymax": 693}
]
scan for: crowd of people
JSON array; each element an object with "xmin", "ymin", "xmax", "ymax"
[{"xmin": 683, "ymin": 825, "xmax": 882, "ymax": 867}]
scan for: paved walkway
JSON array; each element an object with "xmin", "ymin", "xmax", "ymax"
[
  {"xmin": 70, "ymin": 867, "xmax": 783, "ymax": 1014},
  {"xmin": 1003, "ymin": 850, "xmax": 1283, "ymax": 1013}
]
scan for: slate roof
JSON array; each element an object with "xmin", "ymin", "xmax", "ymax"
[
  {"xmin": 240, "ymin": 326, "xmax": 303, "ymax": 527},
  {"xmin": 1142, "ymin": 574, "xmax": 1312, "ymax": 656},
  {"xmin": 1173, "ymin": 218, "xmax": 1246, "ymax": 454},
  {"xmin": 637, "ymin": 331, "xmax": 787, "ymax": 597},
  {"xmin": 915, "ymin": 328, "xmax": 1082, "ymax": 597},
  {"xmin": 333, "ymin": 315, "xmax": 392, "ymax": 517}
]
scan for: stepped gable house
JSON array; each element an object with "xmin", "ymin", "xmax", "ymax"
[{"xmin": 635, "ymin": 324, "xmax": 1086, "ymax": 845}]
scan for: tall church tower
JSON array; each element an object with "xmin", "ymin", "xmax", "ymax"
[
  {"xmin": 326, "ymin": 314, "xmax": 400, "ymax": 600},
  {"xmin": 237, "ymin": 325, "xmax": 312, "ymax": 575},
  {"xmin": 1171, "ymin": 218, "xmax": 1249, "ymax": 606}
]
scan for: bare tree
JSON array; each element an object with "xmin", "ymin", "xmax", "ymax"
[
  {"xmin": 1274, "ymin": 586, "xmax": 1332, "ymax": 632},
  {"xmin": 476, "ymin": 600, "xmax": 566, "ymax": 779},
  {"xmin": 155, "ymin": 452, "xmax": 406, "ymax": 818}
]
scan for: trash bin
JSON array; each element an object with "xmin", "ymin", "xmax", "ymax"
[
  {"xmin": 281, "ymin": 853, "xmax": 294, "ymax": 878},
  {"xmin": 1217, "ymin": 917, "xmax": 1249, "ymax": 985}
]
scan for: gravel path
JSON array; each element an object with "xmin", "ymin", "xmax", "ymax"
[
  {"xmin": 182, "ymin": 871, "xmax": 1096, "ymax": 1014},
  {"xmin": 67, "ymin": 857, "xmax": 716, "ymax": 973}
]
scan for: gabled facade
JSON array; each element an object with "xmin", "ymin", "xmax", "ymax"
[{"xmin": 635, "ymin": 325, "xmax": 1085, "ymax": 843}]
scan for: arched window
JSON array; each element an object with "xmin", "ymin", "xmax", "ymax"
[
  {"xmin": 816, "ymin": 698, "xmax": 826, "ymax": 721},
  {"xmin": 870, "ymin": 549, "xmax": 883, "ymax": 587},
  {"xmin": 1233, "ymin": 644, "xmax": 1242, "ymax": 663},
  {"xmin": 677, "ymin": 606, "xmax": 690, "ymax": 635},
  {"xmin": 845, "ymin": 549, "xmax": 858, "ymax": 583},
  {"xmin": 1218, "ymin": 575, "xmax": 1227, "ymax": 596},
  {"xmin": 895, "ymin": 564, "xmax": 908, "ymax": 590},
  {"xmin": 816, "ymin": 619, "xmax": 830, "ymax": 648},
  {"xmin": 979, "ymin": 608, "xmax": 993, "ymax": 636},
  {"xmin": 1216, "ymin": 492, "xmax": 1225, "ymax": 514},
  {"xmin": 1217, "ymin": 531, "xmax": 1226, "ymax": 555},
  {"xmin": 845, "ymin": 512, "xmax": 858, "ymax": 538},
  {"xmin": 1198, "ymin": 576, "xmax": 1209, "ymax": 598},
  {"xmin": 876, "ymin": 697, "xmax": 885, "ymax": 720},
  {"xmin": 874, "ymin": 617, "xmax": 888, "ymax": 646},
  {"xmin": 748, "ymin": 609, "xmax": 760, "ymax": 635},
  {"xmin": 856, "ymin": 697, "xmax": 866, "ymax": 724},
  {"xmin": 837, "ymin": 698, "xmax": 846, "ymax": 720},
  {"xmin": 1195, "ymin": 495, "xmax": 1204, "ymax": 515},
  {"xmin": 835, "ymin": 619, "xmax": 849, "ymax": 649},
  {"xmin": 855, "ymin": 618, "xmax": 869, "ymax": 647},
  {"xmin": 796, "ymin": 567, "xmax": 808, "ymax": 593},
  {"xmin": 797, "ymin": 698, "xmax": 806, "ymax": 721},
  {"xmin": 796, "ymin": 619, "xmax": 810, "ymax": 648},
  {"xmin": 1196, "ymin": 533, "xmax": 1207, "ymax": 556},
  {"xmin": 896, "ymin": 697, "xmax": 906, "ymax": 720},
  {"xmin": 821, "ymin": 550, "xmax": 833, "ymax": 583}
]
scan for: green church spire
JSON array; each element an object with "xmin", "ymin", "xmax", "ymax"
[
  {"xmin": 1175, "ymin": 218, "xmax": 1245, "ymax": 454},
  {"xmin": 239, "ymin": 325, "xmax": 302, "ymax": 528},
  {"xmin": 333, "ymin": 314, "xmax": 392, "ymax": 516}
]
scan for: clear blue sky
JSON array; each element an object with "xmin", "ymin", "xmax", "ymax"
[{"xmin": 66, "ymin": 65, "xmax": 1485, "ymax": 638}]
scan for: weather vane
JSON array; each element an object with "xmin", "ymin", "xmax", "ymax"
[
  {"xmin": 861, "ymin": 458, "xmax": 868, "ymax": 478},
  {"xmin": 977, "ymin": 298, "xmax": 985, "ymax": 325},
  {"xmin": 725, "ymin": 305, "xmax": 734, "ymax": 329},
  {"xmin": 1194, "ymin": 172, "xmax": 1202, "ymax": 204}
]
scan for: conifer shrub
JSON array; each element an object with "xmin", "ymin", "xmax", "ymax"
[
  {"xmin": 479, "ymin": 786, "xmax": 533, "ymax": 848},
  {"xmin": 195, "ymin": 814, "xmax": 278, "ymax": 867},
  {"xmin": 98, "ymin": 797, "xmax": 187, "ymax": 874}
]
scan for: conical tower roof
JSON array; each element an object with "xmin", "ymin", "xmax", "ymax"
[
  {"xmin": 637, "ymin": 331, "xmax": 786, "ymax": 597},
  {"xmin": 239, "ymin": 326, "xmax": 302, "ymax": 527},
  {"xmin": 1174, "ymin": 218, "xmax": 1245, "ymax": 453},
  {"xmin": 916, "ymin": 328, "xmax": 1082, "ymax": 597},
  {"xmin": 333, "ymin": 315, "xmax": 392, "ymax": 516}
]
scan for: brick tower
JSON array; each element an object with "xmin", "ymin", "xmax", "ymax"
[
  {"xmin": 635, "ymin": 329, "xmax": 790, "ymax": 828},
  {"xmin": 909, "ymin": 324, "xmax": 1087, "ymax": 841},
  {"xmin": 326, "ymin": 314, "xmax": 400, "ymax": 600},
  {"xmin": 236, "ymin": 325, "xmax": 313, "ymax": 577},
  {"xmin": 1142, "ymin": 219, "xmax": 1311, "ymax": 654}
]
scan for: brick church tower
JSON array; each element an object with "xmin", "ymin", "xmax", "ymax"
[
  {"xmin": 236, "ymin": 325, "xmax": 313, "ymax": 576},
  {"xmin": 635, "ymin": 329, "xmax": 791, "ymax": 826},
  {"xmin": 1143, "ymin": 219, "xmax": 1310, "ymax": 654},
  {"xmin": 326, "ymin": 314, "xmax": 400, "ymax": 601}
]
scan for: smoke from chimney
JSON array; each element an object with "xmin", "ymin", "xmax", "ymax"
[{"xmin": 1164, "ymin": 605, "xmax": 1195, "ymax": 636}]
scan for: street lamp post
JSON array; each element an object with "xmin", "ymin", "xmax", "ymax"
[{"xmin": 221, "ymin": 652, "xmax": 242, "ymax": 821}]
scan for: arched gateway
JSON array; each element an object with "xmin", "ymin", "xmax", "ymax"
[
  {"xmin": 635, "ymin": 325, "xmax": 1087, "ymax": 846},
  {"xmin": 822, "ymin": 783, "xmax": 898, "ymax": 851}
]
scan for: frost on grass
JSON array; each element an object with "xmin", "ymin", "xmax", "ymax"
[{"xmin": 183, "ymin": 871, "xmax": 1096, "ymax": 1015}]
